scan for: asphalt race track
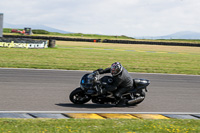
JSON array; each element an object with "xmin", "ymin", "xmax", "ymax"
[{"xmin": 0, "ymin": 68, "xmax": 200, "ymax": 113}]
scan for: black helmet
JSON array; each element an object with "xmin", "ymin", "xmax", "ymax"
[{"xmin": 110, "ymin": 62, "xmax": 123, "ymax": 76}]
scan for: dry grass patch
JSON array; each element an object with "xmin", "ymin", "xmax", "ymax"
[{"xmin": 57, "ymin": 41, "xmax": 200, "ymax": 54}]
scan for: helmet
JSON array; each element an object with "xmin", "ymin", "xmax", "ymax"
[{"xmin": 110, "ymin": 62, "xmax": 123, "ymax": 76}]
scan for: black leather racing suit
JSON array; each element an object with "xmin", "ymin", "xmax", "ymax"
[{"xmin": 98, "ymin": 67, "xmax": 133, "ymax": 99}]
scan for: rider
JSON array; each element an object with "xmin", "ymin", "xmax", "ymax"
[{"xmin": 95, "ymin": 62, "xmax": 133, "ymax": 106}]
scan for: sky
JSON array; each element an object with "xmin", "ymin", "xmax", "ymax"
[{"xmin": 0, "ymin": 0, "xmax": 200, "ymax": 37}]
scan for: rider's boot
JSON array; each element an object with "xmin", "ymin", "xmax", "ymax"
[{"xmin": 97, "ymin": 88, "xmax": 106, "ymax": 95}]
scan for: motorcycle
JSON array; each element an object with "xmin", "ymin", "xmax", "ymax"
[{"xmin": 69, "ymin": 71, "xmax": 150, "ymax": 106}]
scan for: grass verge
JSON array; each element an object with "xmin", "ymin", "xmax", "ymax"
[
  {"xmin": 0, "ymin": 41, "xmax": 200, "ymax": 75},
  {"xmin": 0, "ymin": 118, "xmax": 200, "ymax": 133}
]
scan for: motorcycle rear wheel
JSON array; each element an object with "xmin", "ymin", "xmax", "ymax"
[{"xmin": 69, "ymin": 88, "xmax": 91, "ymax": 104}]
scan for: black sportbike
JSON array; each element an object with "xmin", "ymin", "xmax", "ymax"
[{"xmin": 69, "ymin": 71, "xmax": 150, "ymax": 106}]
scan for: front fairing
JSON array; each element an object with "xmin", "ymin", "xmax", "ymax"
[{"xmin": 80, "ymin": 74, "xmax": 94, "ymax": 90}]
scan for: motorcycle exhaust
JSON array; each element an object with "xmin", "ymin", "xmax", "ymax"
[{"xmin": 128, "ymin": 96, "xmax": 144, "ymax": 104}]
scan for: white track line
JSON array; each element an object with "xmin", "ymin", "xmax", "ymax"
[
  {"xmin": 0, "ymin": 68, "xmax": 199, "ymax": 77},
  {"xmin": 0, "ymin": 111, "xmax": 200, "ymax": 115}
]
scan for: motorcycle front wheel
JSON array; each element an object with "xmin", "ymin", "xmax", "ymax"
[{"xmin": 69, "ymin": 87, "xmax": 91, "ymax": 104}]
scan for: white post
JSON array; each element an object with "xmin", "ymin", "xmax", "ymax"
[{"xmin": 0, "ymin": 13, "xmax": 3, "ymax": 37}]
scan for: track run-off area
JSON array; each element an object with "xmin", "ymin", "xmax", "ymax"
[{"xmin": 0, "ymin": 68, "xmax": 200, "ymax": 119}]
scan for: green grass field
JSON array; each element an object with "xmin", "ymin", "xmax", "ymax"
[
  {"xmin": 0, "ymin": 38, "xmax": 200, "ymax": 132},
  {"xmin": 0, "ymin": 119, "xmax": 200, "ymax": 133},
  {"xmin": 0, "ymin": 41, "xmax": 200, "ymax": 75}
]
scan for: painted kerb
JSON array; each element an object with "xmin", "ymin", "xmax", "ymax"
[{"xmin": 0, "ymin": 113, "xmax": 200, "ymax": 119}]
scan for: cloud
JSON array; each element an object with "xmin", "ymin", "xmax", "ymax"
[{"xmin": 0, "ymin": 0, "xmax": 200, "ymax": 36}]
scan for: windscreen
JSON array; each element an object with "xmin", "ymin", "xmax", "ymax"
[{"xmin": 86, "ymin": 73, "xmax": 95, "ymax": 84}]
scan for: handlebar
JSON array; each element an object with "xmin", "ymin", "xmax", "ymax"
[{"xmin": 93, "ymin": 71, "xmax": 100, "ymax": 75}]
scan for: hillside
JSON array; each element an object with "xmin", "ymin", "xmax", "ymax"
[
  {"xmin": 3, "ymin": 28, "xmax": 135, "ymax": 40},
  {"xmin": 136, "ymin": 31, "xmax": 200, "ymax": 40}
]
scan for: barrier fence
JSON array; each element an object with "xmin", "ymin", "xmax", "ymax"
[{"xmin": 0, "ymin": 37, "xmax": 48, "ymax": 49}]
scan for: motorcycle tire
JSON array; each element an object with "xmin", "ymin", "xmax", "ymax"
[{"xmin": 69, "ymin": 87, "xmax": 91, "ymax": 104}]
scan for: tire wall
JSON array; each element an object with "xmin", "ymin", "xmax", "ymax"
[
  {"xmin": 102, "ymin": 39, "xmax": 200, "ymax": 47},
  {"xmin": 3, "ymin": 35, "xmax": 200, "ymax": 47}
]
